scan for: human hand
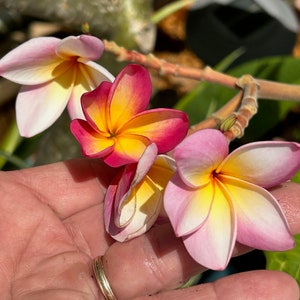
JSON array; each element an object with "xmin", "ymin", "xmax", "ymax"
[{"xmin": 0, "ymin": 159, "xmax": 299, "ymax": 299}]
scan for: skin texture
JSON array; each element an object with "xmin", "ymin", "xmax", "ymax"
[{"xmin": 0, "ymin": 158, "xmax": 299, "ymax": 300}]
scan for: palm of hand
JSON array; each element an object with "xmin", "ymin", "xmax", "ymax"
[
  {"xmin": 0, "ymin": 159, "xmax": 300, "ymax": 300},
  {"xmin": 0, "ymin": 159, "xmax": 114, "ymax": 300}
]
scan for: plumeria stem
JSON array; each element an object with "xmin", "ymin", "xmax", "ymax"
[
  {"xmin": 0, "ymin": 117, "xmax": 23, "ymax": 169},
  {"xmin": 223, "ymin": 75, "xmax": 259, "ymax": 141},
  {"xmin": 104, "ymin": 39, "xmax": 300, "ymax": 142},
  {"xmin": 104, "ymin": 40, "xmax": 300, "ymax": 102}
]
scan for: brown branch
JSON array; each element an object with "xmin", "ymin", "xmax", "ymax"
[
  {"xmin": 104, "ymin": 40, "xmax": 300, "ymax": 102},
  {"xmin": 223, "ymin": 75, "xmax": 259, "ymax": 141}
]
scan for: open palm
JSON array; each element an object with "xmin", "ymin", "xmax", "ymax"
[{"xmin": 0, "ymin": 158, "xmax": 299, "ymax": 300}]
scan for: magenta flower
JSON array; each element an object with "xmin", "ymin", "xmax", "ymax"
[
  {"xmin": 104, "ymin": 143, "xmax": 175, "ymax": 241},
  {"xmin": 164, "ymin": 129, "xmax": 300, "ymax": 270},
  {"xmin": 70, "ymin": 64, "xmax": 189, "ymax": 167},
  {"xmin": 0, "ymin": 35, "xmax": 114, "ymax": 137}
]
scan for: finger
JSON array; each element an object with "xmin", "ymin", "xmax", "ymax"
[
  {"xmin": 137, "ymin": 270, "xmax": 299, "ymax": 300},
  {"xmin": 270, "ymin": 181, "xmax": 300, "ymax": 234},
  {"xmin": 101, "ymin": 224, "xmax": 206, "ymax": 299},
  {"xmin": 8, "ymin": 158, "xmax": 117, "ymax": 219}
]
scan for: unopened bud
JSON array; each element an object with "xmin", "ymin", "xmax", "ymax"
[{"xmin": 219, "ymin": 114, "xmax": 237, "ymax": 132}]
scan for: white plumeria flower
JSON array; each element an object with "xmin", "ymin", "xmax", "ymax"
[
  {"xmin": 0, "ymin": 34, "xmax": 114, "ymax": 137},
  {"xmin": 164, "ymin": 129, "xmax": 300, "ymax": 270}
]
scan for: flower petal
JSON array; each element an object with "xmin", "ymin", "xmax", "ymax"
[
  {"xmin": 111, "ymin": 176, "xmax": 162, "ymax": 242},
  {"xmin": 105, "ymin": 157, "xmax": 163, "ymax": 242},
  {"xmin": 112, "ymin": 144, "xmax": 158, "ymax": 226},
  {"xmin": 182, "ymin": 181, "xmax": 236, "ymax": 270},
  {"xmin": 80, "ymin": 80, "xmax": 112, "ymax": 132},
  {"xmin": 121, "ymin": 108, "xmax": 189, "ymax": 153},
  {"xmin": 56, "ymin": 35, "xmax": 104, "ymax": 60},
  {"xmin": 67, "ymin": 62, "xmax": 114, "ymax": 120},
  {"xmin": 173, "ymin": 129, "xmax": 228, "ymax": 187},
  {"xmin": 218, "ymin": 141, "xmax": 300, "ymax": 188},
  {"xmin": 164, "ymin": 175, "xmax": 214, "ymax": 236},
  {"xmin": 0, "ymin": 37, "xmax": 64, "ymax": 84},
  {"xmin": 108, "ymin": 64, "xmax": 152, "ymax": 130},
  {"xmin": 119, "ymin": 176, "xmax": 162, "ymax": 227},
  {"xmin": 132, "ymin": 143, "xmax": 158, "ymax": 186},
  {"xmin": 16, "ymin": 79, "xmax": 72, "ymax": 137},
  {"xmin": 70, "ymin": 119, "xmax": 114, "ymax": 157},
  {"xmin": 147, "ymin": 154, "xmax": 175, "ymax": 190},
  {"xmin": 220, "ymin": 174, "xmax": 294, "ymax": 250},
  {"xmin": 103, "ymin": 133, "xmax": 151, "ymax": 167}
]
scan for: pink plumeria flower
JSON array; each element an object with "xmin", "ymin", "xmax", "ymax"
[
  {"xmin": 0, "ymin": 35, "xmax": 114, "ymax": 137},
  {"xmin": 164, "ymin": 128, "xmax": 300, "ymax": 270},
  {"xmin": 105, "ymin": 143, "xmax": 175, "ymax": 241},
  {"xmin": 70, "ymin": 64, "xmax": 189, "ymax": 167}
]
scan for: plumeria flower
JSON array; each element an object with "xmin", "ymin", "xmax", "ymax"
[
  {"xmin": 104, "ymin": 143, "xmax": 175, "ymax": 241},
  {"xmin": 164, "ymin": 128, "xmax": 300, "ymax": 270},
  {"xmin": 70, "ymin": 64, "xmax": 189, "ymax": 167},
  {"xmin": 0, "ymin": 34, "xmax": 114, "ymax": 137}
]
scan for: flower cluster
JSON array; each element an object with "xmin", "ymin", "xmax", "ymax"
[{"xmin": 1, "ymin": 34, "xmax": 300, "ymax": 271}]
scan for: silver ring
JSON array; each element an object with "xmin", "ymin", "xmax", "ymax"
[{"xmin": 93, "ymin": 256, "xmax": 117, "ymax": 300}]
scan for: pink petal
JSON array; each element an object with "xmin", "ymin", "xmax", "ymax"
[
  {"xmin": 109, "ymin": 176, "xmax": 162, "ymax": 242},
  {"xmin": 220, "ymin": 175, "xmax": 294, "ymax": 250},
  {"xmin": 103, "ymin": 133, "xmax": 151, "ymax": 167},
  {"xmin": 56, "ymin": 35, "xmax": 104, "ymax": 60},
  {"xmin": 164, "ymin": 174, "xmax": 214, "ymax": 236},
  {"xmin": 70, "ymin": 119, "xmax": 114, "ymax": 158},
  {"xmin": 80, "ymin": 81, "xmax": 112, "ymax": 132},
  {"xmin": 0, "ymin": 37, "xmax": 63, "ymax": 84},
  {"xmin": 113, "ymin": 144, "xmax": 158, "ymax": 226},
  {"xmin": 68, "ymin": 62, "xmax": 114, "ymax": 120},
  {"xmin": 173, "ymin": 129, "xmax": 228, "ymax": 187},
  {"xmin": 108, "ymin": 64, "xmax": 152, "ymax": 130},
  {"xmin": 182, "ymin": 181, "xmax": 236, "ymax": 270},
  {"xmin": 105, "ymin": 151, "xmax": 162, "ymax": 241},
  {"xmin": 132, "ymin": 143, "xmax": 158, "ymax": 185},
  {"xmin": 79, "ymin": 60, "xmax": 115, "ymax": 87},
  {"xmin": 16, "ymin": 80, "xmax": 72, "ymax": 137},
  {"xmin": 147, "ymin": 154, "xmax": 176, "ymax": 190},
  {"xmin": 121, "ymin": 108, "xmax": 189, "ymax": 153},
  {"xmin": 218, "ymin": 141, "xmax": 300, "ymax": 188},
  {"xmin": 104, "ymin": 170, "xmax": 125, "ymax": 235}
]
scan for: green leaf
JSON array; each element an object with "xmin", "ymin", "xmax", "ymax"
[
  {"xmin": 291, "ymin": 168, "xmax": 300, "ymax": 184},
  {"xmin": 265, "ymin": 234, "xmax": 300, "ymax": 287}
]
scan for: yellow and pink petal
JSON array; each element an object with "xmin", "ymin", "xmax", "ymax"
[
  {"xmin": 104, "ymin": 144, "xmax": 162, "ymax": 241},
  {"xmin": 182, "ymin": 181, "xmax": 236, "ymax": 270},
  {"xmin": 70, "ymin": 119, "xmax": 114, "ymax": 157},
  {"xmin": 107, "ymin": 64, "xmax": 152, "ymax": 130},
  {"xmin": 121, "ymin": 108, "xmax": 189, "ymax": 153},
  {"xmin": 0, "ymin": 37, "xmax": 63, "ymax": 84},
  {"xmin": 103, "ymin": 133, "xmax": 151, "ymax": 167},
  {"xmin": 164, "ymin": 175, "xmax": 214, "ymax": 236},
  {"xmin": 218, "ymin": 141, "xmax": 300, "ymax": 188},
  {"xmin": 55, "ymin": 34, "xmax": 104, "ymax": 60},
  {"xmin": 173, "ymin": 129, "xmax": 228, "ymax": 188},
  {"xmin": 16, "ymin": 79, "xmax": 72, "ymax": 137},
  {"xmin": 221, "ymin": 175, "xmax": 294, "ymax": 250}
]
